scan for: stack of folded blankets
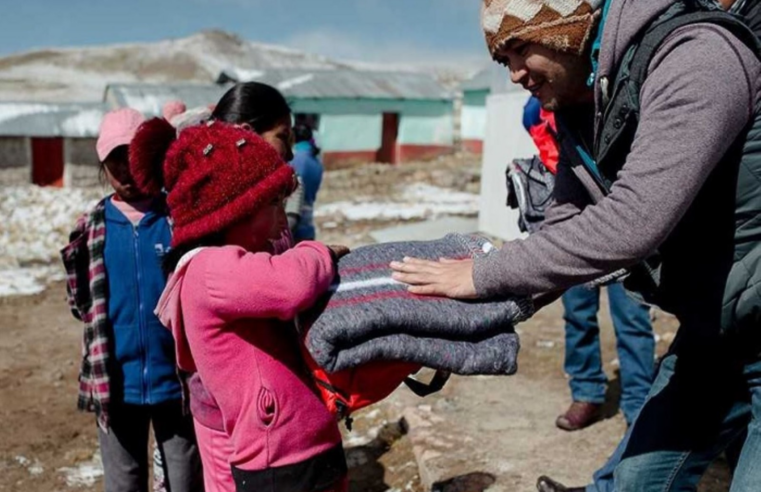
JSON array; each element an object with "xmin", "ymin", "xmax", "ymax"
[{"xmin": 303, "ymin": 234, "xmax": 534, "ymax": 376}]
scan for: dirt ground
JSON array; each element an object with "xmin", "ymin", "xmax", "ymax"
[
  {"xmin": 0, "ymin": 155, "xmax": 732, "ymax": 491},
  {"xmin": 0, "ymin": 284, "xmax": 733, "ymax": 492}
]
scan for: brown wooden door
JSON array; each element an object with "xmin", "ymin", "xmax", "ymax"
[
  {"xmin": 377, "ymin": 113, "xmax": 399, "ymax": 164},
  {"xmin": 31, "ymin": 137, "xmax": 65, "ymax": 187}
]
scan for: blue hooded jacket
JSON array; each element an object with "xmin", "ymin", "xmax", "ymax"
[
  {"xmin": 103, "ymin": 197, "xmax": 180, "ymax": 405},
  {"xmin": 289, "ymin": 141, "xmax": 323, "ymax": 241}
]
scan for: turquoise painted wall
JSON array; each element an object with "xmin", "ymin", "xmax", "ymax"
[
  {"xmin": 289, "ymin": 98, "xmax": 454, "ymax": 152},
  {"xmin": 461, "ymin": 89, "xmax": 490, "ymax": 141},
  {"xmin": 319, "ymin": 114, "xmax": 381, "ymax": 152},
  {"xmin": 398, "ymin": 113, "xmax": 453, "ymax": 145},
  {"xmin": 463, "ymin": 89, "xmax": 489, "ymax": 107},
  {"xmin": 462, "ymin": 105, "xmax": 487, "ymax": 140}
]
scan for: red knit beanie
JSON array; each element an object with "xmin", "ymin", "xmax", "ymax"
[{"xmin": 130, "ymin": 119, "xmax": 296, "ymax": 248}]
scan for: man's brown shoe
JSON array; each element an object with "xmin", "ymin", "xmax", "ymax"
[
  {"xmin": 555, "ymin": 401, "xmax": 602, "ymax": 431},
  {"xmin": 537, "ymin": 476, "xmax": 585, "ymax": 492}
]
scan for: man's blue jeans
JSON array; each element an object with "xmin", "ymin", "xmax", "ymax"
[
  {"xmin": 587, "ymin": 331, "xmax": 761, "ymax": 492},
  {"xmin": 562, "ymin": 284, "xmax": 655, "ymax": 424}
]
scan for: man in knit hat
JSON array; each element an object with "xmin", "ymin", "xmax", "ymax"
[{"xmin": 391, "ymin": 0, "xmax": 761, "ymax": 490}]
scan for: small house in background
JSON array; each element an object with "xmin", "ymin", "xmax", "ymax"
[
  {"xmin": 0, "ymin": 102, "xmax": 105, "ymax": 187},
  {"xmin": 460, "ymin": 69, "xmax": 492, "ymax": 154},
  {"xmin": 107, "ymin": 68, "xmax": 456, "ymax": 167},
  {"xmin": 247, "ymin": 69, "xmax": 455, "ymax": 166}
]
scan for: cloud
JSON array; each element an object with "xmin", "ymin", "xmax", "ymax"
[{"xmin": 280, "ymin": 28, "xmax": 489, "ymax": 73}]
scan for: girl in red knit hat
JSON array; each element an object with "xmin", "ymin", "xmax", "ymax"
[
  {"xmin": 160, "ymin": 83, "xmax": 329, "ymax": 492},
  {"xmin": 129, "ymin": 90, "xmax": 348, "ymax": 492}
]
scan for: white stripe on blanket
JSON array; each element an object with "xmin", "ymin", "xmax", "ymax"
[{"xmin": 331, "ymin": 277, "xmax": 402, "ymax": 293}]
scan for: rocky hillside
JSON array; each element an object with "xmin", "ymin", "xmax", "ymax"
[
  {"xmin": 0, "ymin": 29, "xmax": 471, "ymax": 103},
  {"xmin": 0, "ymin": 30, "xmax": 346, "ymax": 103}
]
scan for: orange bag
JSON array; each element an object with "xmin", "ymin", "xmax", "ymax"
[{"xmin": 299, "ymin": 345, "xmax": 449, "ymax": 430}]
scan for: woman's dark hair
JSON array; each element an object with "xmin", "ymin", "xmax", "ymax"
[{"xmin": 211, "ymin": 82, "xmax": 292, "ymax": 132}]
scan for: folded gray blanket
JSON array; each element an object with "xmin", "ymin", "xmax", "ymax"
[{"xmin": 303, "ymin": 234, "xmax": 534, "ymax": 375}]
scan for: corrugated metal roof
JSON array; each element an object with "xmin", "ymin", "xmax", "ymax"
[
  {"xmin": 103, "ymin": 69, "xmax": 452, "ymax": 120},
  {"xmin": 105, "ymin": 83, "xmax": 229, "ymax": 117},
  {"xmin": 0, "ymin": 102, "xmax": 107, "ymax": 137},
  {"xmin": 461, "ymin": 66, "xmax": 527, "ymax": 95},
  {"xmin": 224, "ymin": 68, "xmax": 452, "ymax": 100}
]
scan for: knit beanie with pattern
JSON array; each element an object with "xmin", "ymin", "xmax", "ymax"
[
  {"xmin": 482, "ymin": 0, "xmax": 603, "ymax": 60},
  {"xmin": 130, "ymin": 119, "xmax": 297, "ymax": 248}
]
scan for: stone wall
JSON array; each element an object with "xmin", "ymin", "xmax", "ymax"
[
  {"xmin": 65, "ymin": 138, "xmax": 100, "ymax": 188},
  {"xmin": 0, "ymin": 137, "xmax": 30, "ymax": 185}
]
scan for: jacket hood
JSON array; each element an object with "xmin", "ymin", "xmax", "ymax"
[
  {"xmin": 595, "ymin": 0, "xmax": 675, "ymax": 107},
  {"xmin": 155, "ymin": 227, "xmax": 296, "ymax": 374},
  {"xmin": 155, "ymin": 248, "xmax": 204, "ymax": 373}
]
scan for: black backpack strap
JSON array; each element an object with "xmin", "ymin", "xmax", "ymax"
[
  {"xmin": 596, "ymin": 9, "xmax": 761, "ymax": 178},
  {"xmin": 403, "ymin": 370, "xmax": 451, "ymax": 397},
  {"xmin": 630, "ymin": 11, "xmax": 761, "ymax": 88}
]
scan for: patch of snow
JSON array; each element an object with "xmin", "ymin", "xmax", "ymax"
[
  {"xmin": 0, "ymin": 103, "xmax": 60, "ymax": 124},
  {"xmin": 120, "ymin": 93, "xmax": 169, "ymax": 116},
  {"xmin": 1, "ymin": 185, "xmax": 102, "ymax": 297},
  {"xmin": 60, "ymin": 109, "xmax": 104, "ymax": 136},
  {"xmin": 58, "ymin": 452, "xmax": 104, "ymax": 488},
  {"xmin": 28, "ymin": 461, "xmax": 44, "ymax": 476},
  {"xmin": 277, "ymin": 74, "xmax": 314, "ymax": 91},
  {"xmin": 0, "ymin": 267, "xmax": 57, "ymax": 297},
  {"xmin": 224, "ymin": 67, "xmax": 265, "ymax": 81},
  {"xmin": 14, "ymin": 456, "xmax": 44, "ymax": 477},
  {"xmin": 316, "ymin": 184, "xmax": 479, "ymax": 222}
]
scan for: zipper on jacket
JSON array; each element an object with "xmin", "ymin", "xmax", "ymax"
[{"xmin": 134, "ymin": 224, "xmax": 150, "ymax": 405}]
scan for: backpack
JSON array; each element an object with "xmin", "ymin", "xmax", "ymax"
[
  {"xmin": 506, "ymin": 156, "xmax": 556, "ymax": 234},
  {"xmin": 299, "ymin": 346, "xmax": 449, "ymax": 430}
]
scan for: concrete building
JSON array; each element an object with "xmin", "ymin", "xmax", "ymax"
[
  {"xmin": 460, "ymin": 69, "xmax": 491, "ymax": 154},
  {"xmin": 107, "ymin": 68, "xmax": 455, "ymax": 167},
  {"xmin": 0, "ymin": 102, "xmax": 105, "ymax": 187},
  {"xmin": 476, "ymin": 70, "xmax": 535, "ymax": 241}
]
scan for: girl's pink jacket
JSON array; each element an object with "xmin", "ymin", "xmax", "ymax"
[{"xmin": 156, "ymin": 242, "xmax": 341, "ymax": 472}]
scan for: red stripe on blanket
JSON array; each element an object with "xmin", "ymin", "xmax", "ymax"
[{"xmin": 329, "ymin": 289, "xmax": 450, "ymax": 309}]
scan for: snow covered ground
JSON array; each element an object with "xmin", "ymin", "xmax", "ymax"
[
  {"xmin": 315, "ymin": 183, "xmax": 479, "ymax": 223},
  {"xmin": 0, "ymin": 182, "xmax": 479, "ymax": 298},
  {"xmin": 1, "ymin": 185, "xmax": 102, "ymax": 297}
]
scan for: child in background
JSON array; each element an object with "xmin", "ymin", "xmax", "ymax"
[
  {"xmin": 61, "ymin": 108, "xmax": 203, "ymax": 492},
  {"xmin": 130, "ymin": 116, "xmax": 348, "ymax": 492},
  {"xmin": 289, "ymin": 124, "xmax": 324, "ymax": 242}
]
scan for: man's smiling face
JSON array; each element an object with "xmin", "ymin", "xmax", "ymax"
[{"xmin": 496, "ymin": 40, "xmax": 593, "ymax": 111}]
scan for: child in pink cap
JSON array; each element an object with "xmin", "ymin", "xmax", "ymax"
[{"xmin": 62, "ymin": 108, "xmax": 203, "ymax": 492}]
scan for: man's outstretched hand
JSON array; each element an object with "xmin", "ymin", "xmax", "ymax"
[{"xmin": 390, "ymin": 257, "xmax": 477, "ymax": 299}]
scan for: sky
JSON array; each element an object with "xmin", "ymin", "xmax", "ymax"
[{"xmin": 2, "ymin": 0, "xmax": 492, "ymax": 70}]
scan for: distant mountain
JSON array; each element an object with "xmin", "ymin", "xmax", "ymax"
[{"xmin": 0, "ymin": 30, "xmax": 471, "ymax": 103}]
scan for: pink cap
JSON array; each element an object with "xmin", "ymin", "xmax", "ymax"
[
  {"xmin": 96, "ymin": 108, "xmax": 146, "ymax": 161},
  {"xmin": 162, "ymin": 100, "xmax": 187, "ymax": 121}
]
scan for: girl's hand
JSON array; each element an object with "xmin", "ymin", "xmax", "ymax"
[{"xmin": 390, "ymin": 257, "xmax": 477, "ymax": 299}]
